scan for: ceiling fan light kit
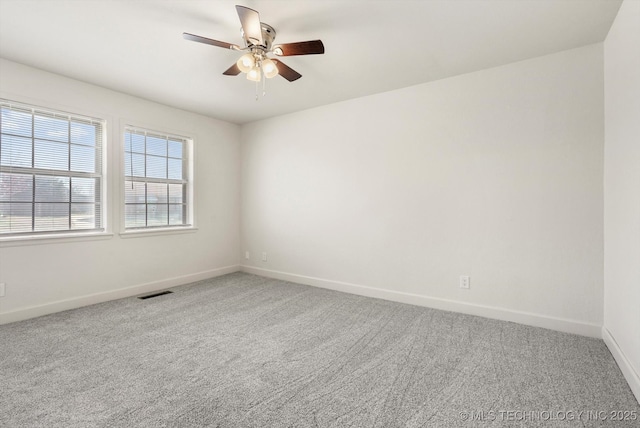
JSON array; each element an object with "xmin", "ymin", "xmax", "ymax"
[
  {"xmin": 247, "ymin": 66, "xmax": 262, "ymax": 82},
  {"xmin": 262, "ymin": 58, "xmax": 279, "ymax": 79},
  {"xmin": 183, "ymin": 5, "xmax": 325, "ymax": 99},
  {"xmin": 236, "ymin": 53, "xmax": 255, "ymax": 73}
]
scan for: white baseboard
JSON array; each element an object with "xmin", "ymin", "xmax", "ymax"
[
  {"xmin": 241, "ymin": 265, "xmax": 602, "ymax": 338},
  {"xmin": 0, "ymin": 264, "xmax": 240, "ymax": 325},
  {"xmin": 602, "ymin": 327, "xmax": 640, "ymax": 404}
]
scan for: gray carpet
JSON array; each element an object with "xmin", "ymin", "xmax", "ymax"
[{"xmin": 1, "ymin": 272, "xmax": 638, "ymax": 427}]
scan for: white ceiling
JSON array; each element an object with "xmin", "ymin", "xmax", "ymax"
[{"xmin": 0, "ymin": 0, "xmax": 622, "ymax": 124}]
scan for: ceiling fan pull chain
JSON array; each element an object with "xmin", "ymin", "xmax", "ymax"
[
  {"xmin": 262, "ymin": 74, "xmax": 266, "ymax": 97},
  {"xmin": 255, "ymin": 80, "xmax": 259, "ymax": 101}
]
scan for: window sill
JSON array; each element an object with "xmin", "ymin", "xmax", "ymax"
[
  {"xmin": 119, "ymin": 226, "xmax": 198, "ymax": 239},
  {"xmin": 0, "ymin": 231, "xmax": 114, "ymax": 247}
]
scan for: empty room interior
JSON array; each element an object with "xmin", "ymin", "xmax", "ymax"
[{"xmin": 0, "ymin": 0, "xmax": 639, "ymax": 426}]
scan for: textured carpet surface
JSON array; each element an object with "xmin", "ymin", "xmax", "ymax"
[{"xmin": 1, "ymin": 272, "xmax": 638, "ymax": 427}]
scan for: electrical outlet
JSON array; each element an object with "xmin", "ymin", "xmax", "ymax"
[
  {"xmin": 459, "ymin": 276, "xmax": 470, "ymax": 289},
  {"xmin": 245, "ymin": 251, "xmax": 250, "ymax": 260},
  {"xmin": 262, "ymin": 252, "xmax": 267, "ymax": 262},
  {"xmin": 0, "ymin": 283, "xmax": 5, "ymax": 297}
]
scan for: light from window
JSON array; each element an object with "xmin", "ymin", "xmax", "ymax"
[
  {"xmin": 0, "ymin": 100, "xmax": 104, "ymax": 236},
  {"xmin": 124, "ymin": 127, "xmax": 191, "ymax": 230}
]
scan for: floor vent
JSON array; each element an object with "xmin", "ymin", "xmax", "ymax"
[{"xmin": 138, "ymin": 290, "xmax": 173, "ymax": 300}]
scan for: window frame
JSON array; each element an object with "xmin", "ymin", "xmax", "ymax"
[
  {"xmin": 0, "ymin": 98, "xmax": 108, "ymax": 242},
  {"xmin": 119, "ymin": 124, "xmax": 195, "ymax": 236}
]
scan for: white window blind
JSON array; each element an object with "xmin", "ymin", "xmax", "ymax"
[
  {"xmin": 0, "ymin": 100, "xmax": 104, "ymax": 236},
  {"xmin": 124, "ymin": 127, "xmax": 191, "ymax": 229}
]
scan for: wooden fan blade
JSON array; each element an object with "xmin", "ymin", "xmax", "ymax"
[
  {"xmin": 223, "ymin": 63, "xmax": 242, "ymax": 76},
  {"xmin": 273, "ymin": 40, "xmax": 325, "ymax": 56},
  {"xmin": 272, "ymin": 59, "xmax": 302, "ymax": 82},
  {"xmin": 183, "ymin": 33, "xmax": 239, "ymax": 50},
  {"xmin": 236, "ymin": 5, "xmax": 263, "ymax": 46}
]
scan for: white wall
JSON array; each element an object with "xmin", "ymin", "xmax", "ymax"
[
  {"xmin": 603, "ymin": 0, "xmax": 640, "ymax": 402},
  {"xmin": 241, "ymin": 44, "xmax": 605, "ymax": 337},
  {"xmin": 0, "ymin": 59, "xmax": 241, "ymax": 323}
]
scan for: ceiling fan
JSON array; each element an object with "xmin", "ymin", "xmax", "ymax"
[{"xmin": 183, "ymin": 5, "xmax": 325, "ymax": 83}]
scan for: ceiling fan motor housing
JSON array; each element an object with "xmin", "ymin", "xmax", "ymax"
[{"xmin": 241, "ymin": 23, "xmax": 276, "ymax": 51}]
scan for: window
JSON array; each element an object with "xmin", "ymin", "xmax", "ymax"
[
  {"xmin": 124, "ymin": 127, "xmax": 191, "ymax": 230},
  {"xmin": 0, "ymin": 100, "xmax": 104, "ymax": 237}
]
